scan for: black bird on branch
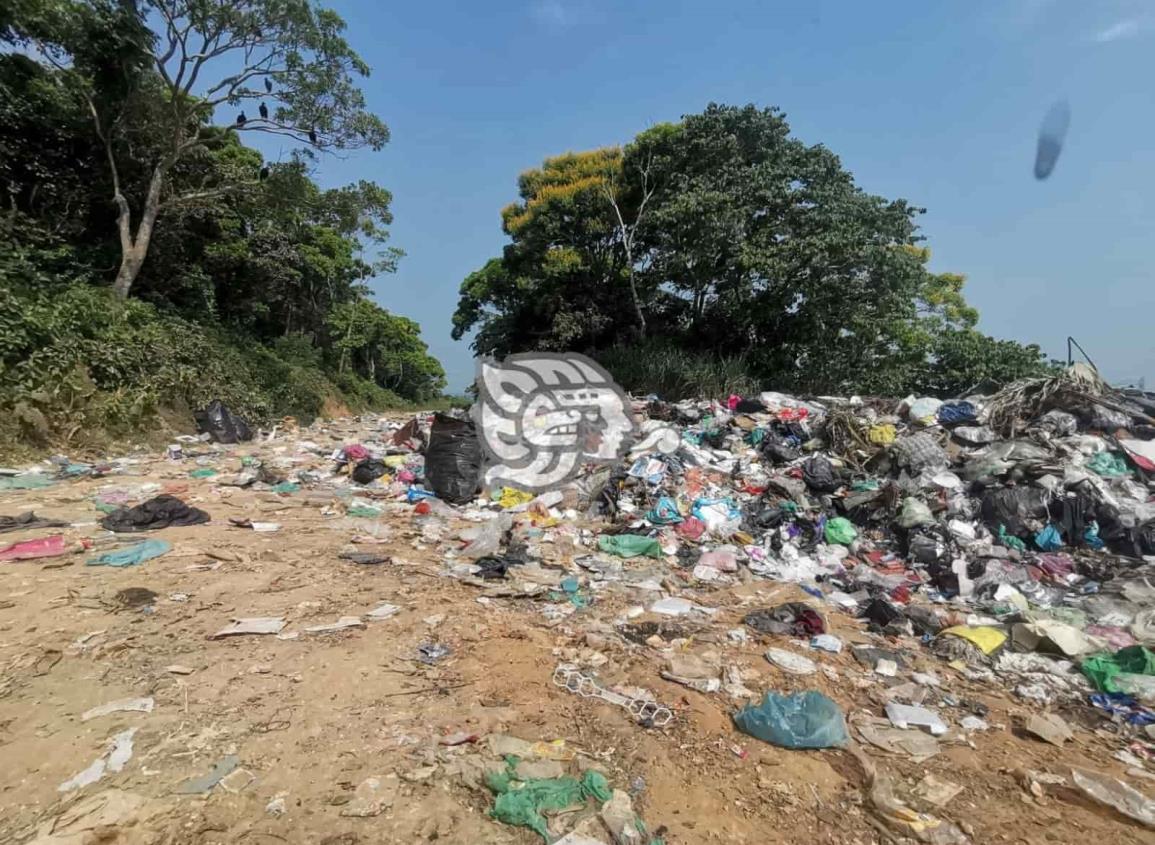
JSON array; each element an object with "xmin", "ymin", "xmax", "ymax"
[
  {"xmin": 308, "ymin": 127, "xmax": 317, "ymax": 144},
  {"xmin": 259, "ymin": 165, "xmax": 270, "ymax": 181},
  {"xmin": 235, "ymin": 112, "xmax": 247, "ymax": 127},
  {"xmin": 264, "ymin": 78, "xmax": 273, "ymax": 93},
  {"xmin": 259, "ymin": 102, "xmax": 268, "ymax": 120}
]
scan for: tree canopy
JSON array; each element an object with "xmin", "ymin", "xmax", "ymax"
[
  {"xmin": 1, "ymin": 0, "xmax": 444, "ymax": 434},
  {"xmin": 454, "ymin": 104, "xmax": 1051, "ymax": 397},
  {"xmin": 6, "ymin": 0, "xmax": 389, "ymax": 298}
]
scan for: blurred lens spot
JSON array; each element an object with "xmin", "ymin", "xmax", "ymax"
[{"xmin": 1035, "ymin": 100, "xmax": 1070, "ymax": 180}]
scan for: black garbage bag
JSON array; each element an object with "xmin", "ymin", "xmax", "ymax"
[
  {"xmin": 1139, "ymin": 520, "xmax": 1155, "ymax": 556},
  {"xmin": 194, "ymin": 400, "xmax": 252, "ymax": 444},
  {"xmin": 735, "ymin": 397, "xmax": 767, "ymax": 413},
  {"xmin": 908, "ymin": 532, "xmax": 946, "ymax": 566},
  {"xmin": 425, "ymin": 413, "xmax": 482, "ymax": 504},
  {"xmin": 760, "ymin": 431, "xmax": 800, "ymax": 464},
  {"xmin": 802, "ymin": 455, "xmax": 839, "ymax": 493},
  {"xmin": 745, "ymin": 504, "xmax": 787, "ymax": 532},
  {"xmin": 980, "ymin": 487, "xmax": 1048, "ymax": 537},
  {"xmin": 860, "ymin": 598, "xmax": 905, "ymax": 630},
  {"xmin": 351, "ymin": 459, "xmax": 388, "ymax": 485},
  {"xmin": 101, "ymin": 495, "xmax": 210, "ymax": 532}
]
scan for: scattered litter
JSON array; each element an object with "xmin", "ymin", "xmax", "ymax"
[
  {"xmin": 211, "ymin": 617, "xmax": 286, "ymax": 638},
  {"xmin": 59, "ymin": 728, "xmax": 137, "ymax": 792},
  {"xmin": 1025, "ymin": 712, "xmax": 1074, "ymax": 746},
  {"xmin": 885, "ymin": 702, "xmax": 948, "ymax": 736},
  {"xmin": 913, "ymin": 773, "xmax": 963, "ymax": 808},
  {"xmin": 764, "ymin": 647, "xmax": 818, "ymax": 675},
  {"xmin": 87, "ymin": 539, "xmax": 171, "ymax": 567},
  {"xmin": 366, "ymin": 603, "xmax": 401, "ymax": 620},
  {"xmin": 304, "ymin": 616, "xmax": 365, "ymax": 634},
  {"xmin": 734, "ymin": 690, "xmax": 848, "ymax": 749},
  {"xmin": 1071, "ymin": 768, "xmax": 1155, "ymax": 828},
  {"xmin": 82, "ymin": 697, "xmax": 155, "ymax": 721},
  {"xmin": 175, "ymin": 755, "xmax": 239, "ymax": 795},
  {"xmin": 553, "ymin": 665, "xmax": 672, "ymax": 726},
  {"xmin": 418, "ymin": 643, "xmax": 452, "ymax": 664}
]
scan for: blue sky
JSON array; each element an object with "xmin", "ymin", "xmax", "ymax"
[{"xmin": 303, "ymin": 0, "xmax": 1155, "ymax": 392}]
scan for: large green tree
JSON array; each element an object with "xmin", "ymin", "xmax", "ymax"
[
  {"xmin": 8, "ymin": 0, "xmax": 388, "ymax": 298},
  {"xmin": 454, "ymin": 104, "xmax": 1051, "ymax": 395}
]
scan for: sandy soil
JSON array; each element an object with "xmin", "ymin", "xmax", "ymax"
[{"xmin": 1, "ymin": 418, "xmax": 1154, "ymax": 845}]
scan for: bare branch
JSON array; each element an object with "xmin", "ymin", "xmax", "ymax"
[{"xmin": 162, "ymin": 182, "xmax": 256, "ymax": 209}]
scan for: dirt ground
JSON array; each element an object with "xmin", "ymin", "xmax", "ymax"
[{"xmin": 1, "ymin": 417, "xmax": 1154, "ymax": 845}]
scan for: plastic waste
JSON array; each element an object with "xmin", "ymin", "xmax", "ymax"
[
  {"xmin": 824, "ymin": 517, "xmax": 857, "ymax": 545},
  {"xmin": 1034, "ymin": 524, "xmax": 1063, "ymax": 552},
  {"xmin": 802, "ymin": 456, "xmax": 839, "ymax": 493},
  {"xmin": 1087, "ymin": 451, "xmax": 1131, "ymax": 478},
  {"xmin": 906, "ymin": 396, "xmax": 942, "ymax": 424},
  {"xmin": 1082, "ymin": 646, "xmax": 1155, "ymax": 693},
  {"xmin": 598, "ymin": 534, "xmax": 662, "ymax": 559},
  {"xmin": 1071, "ymin": 768, "xmax": 1155, "ymax": 829},
  {"xmin": 645, "ymin": 496, "xmax": 683, "ymax": 525},
  {"xmin": 425, "ymin": 413, "xmax": 482, "ymax": 504},
  {"xmin": 486, "ymin": 761, "xmax": 612, "ymax": 841},
  {"xmin": 352, "ymin": 459, "xmax": 387, "ymax": 485},
  {"xmin": 0, "ymin": 535, "xmax": 75, "ymax": 561},
  {"xmin": 87, "ymin": 539, "xmax": 171, "ymax": 567},
  {"xmin": 459, "ymin": 514, "xmax": 512, "ymax": 559},
  {"xmin": 733, "ymin": 690, "xmax": 848, "ymax": 749},
  {"xmin": 897, "ymin": 498, "xmax": 934, "ymax": 528},
  {"xmin": 194, "ymin": 400, "xmax": 252, "ymax": 443}
]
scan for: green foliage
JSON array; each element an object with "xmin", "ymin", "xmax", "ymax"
[
  {"xmin": 0, "ymin": 282, "xmax": 423, "ymax": 453},
  {"xmin": 0, "ymin": 1, "xmax": 445, "ymax": 454},
  {"xmin": 596, "ymin": 342, "xmax": 760, "ymax": 401},
  {"xmin": 455, "ymin": 103, "xmax": 1051, "ymax": 397},
  {"xmin": 918, "ymin": 329, "xmax": 1057, "ymax": 397}
]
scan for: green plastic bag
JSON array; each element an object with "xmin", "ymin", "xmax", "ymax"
[
  {"xmin": 486, "ymin": 760, "xmax": 611, "ymax": 840},
  {"xmin": 1082, "ymin": 646, "xmax": 1155, "ymax": 692},
  {"xmin": 1087, "ymin": 451, "xmax": 1132, "ymax": 478},
  {"xmin": 188, "ymin": 468, "xmax": 218, "ymax": 479},
  {"xmin": 997, "ymin": 525, "xmax": 1026, "ymax": 552},
  {"xmin": 598, "ymin": 534, "xmax": 662, "ymax": 559},
  {"xmin": 824, "ymin": 517, "xmax": 857, "ymax": 546}
]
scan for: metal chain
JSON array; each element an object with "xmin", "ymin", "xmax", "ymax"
[{"xmin": 552, "ymin": 664, "xmax": 673, "ymax": 727}]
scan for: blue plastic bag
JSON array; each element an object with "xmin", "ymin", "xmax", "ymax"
[
  {"xmin": 1034, "ymin": 524, "xmax": 1063, "ymax": 552},
  {"xmin": 646, "ymin": 497, "xmax": 683, "ymax": 525},
  {"xmin": 406, "ymin": 486, "xmax": 436, "ymax": 503},
  {"xmin": 87, "ymin": 539, "xmax": 172, "ymax": 567},
  {"xmin": 733, "ymin": 691, "xmax": 848, "ymax": 749},
  {"xmin": 1084, "ymin": 521, "xmax": 1105, "ymax": 550},
  {"xmin": 937, "ymin": 401, "xmax": 978, "ymax": 425}
]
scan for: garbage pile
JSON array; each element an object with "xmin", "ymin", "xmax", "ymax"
[
  {"xmin": 409, "ymin": 365, "xmax": 1155, "ymax": 840},
  {"xmin": 5, "ymin": 374, "xmax": 1155, "ymax": 841}
]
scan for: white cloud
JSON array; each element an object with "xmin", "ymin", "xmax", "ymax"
[
  {"xmin": 531, "ymin": 0, "xmax": 571, "ymax": 28},
  {"xmin": 1094, "ymin": 17, "xmax": 1142, "ymax": 42}
]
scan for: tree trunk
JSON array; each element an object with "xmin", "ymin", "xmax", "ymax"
[
  {"xmin": 626, "ymin": 267, "xmax": 647, "ymax": 337},
  {"xmin": 111, "ymin": 165, "xmax": 165, "ymax": 300}
]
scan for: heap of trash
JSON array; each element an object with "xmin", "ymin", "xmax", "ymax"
[
  {"xmin": 6, "ymin": 363, "xmax": 1155, "ymax": 842},
  {"xmin": 403, "ymin": 363, "xmax": 1155, "ymax": 840}
]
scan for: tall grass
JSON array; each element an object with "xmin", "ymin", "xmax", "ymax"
[{"xmin": 595, "ymin": 341, "xmax": 761, "ymax": 400}]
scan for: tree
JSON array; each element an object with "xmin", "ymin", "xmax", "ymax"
[
  {"xmin": 328, "ymin": 300, "xmax": 445, "ymax": 400},
  {"xmin": 452, "ymin": 147, "xmax": 661, "ymax": 355},
  {"xmin": 10, "ymin": 0, "xmax": 388, "ymax": 299},
  {"xmin": 455, "ymin": 103, "xmax": 1050, "ymax": 396}
]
